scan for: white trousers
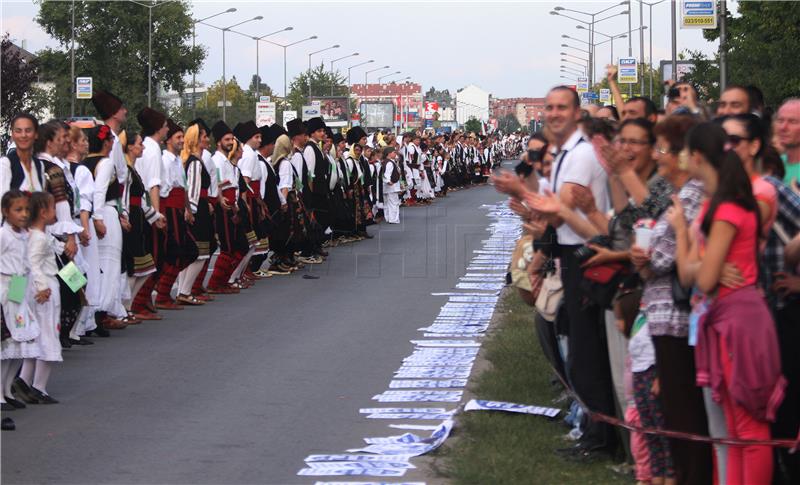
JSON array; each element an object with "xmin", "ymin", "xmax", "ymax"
[{"xmin": 383, "ymin": 192, "xmax": 400, "ymax": 224}]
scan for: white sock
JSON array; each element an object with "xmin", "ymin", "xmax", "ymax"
[
  {"xmin": 229, "ymin": 249, "xmax": 254, "ymax": 283},
  {"xmin": 20, "ymin": 358, "xmax": 35, "ymax": 386},
  {"xmin": 32, "ymin": 360, "xmax": 52, "ymax": 394},
  {"xmin": 178, "ymin": 260, "xmax": 205, "ymax": 296},
  {"xmin": 126, "ymin": 275, "xmax": 149, "ymax": 311},
  {"xmin": 1, "ymin": 359, "xmax": 21, "ymax": 400}
]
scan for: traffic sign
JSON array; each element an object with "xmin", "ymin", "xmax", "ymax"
[
  {"xmin": 76, "ymin": 77, "xmax": 92, "ymax": 99},
  {"xmin": 681, "ymin": 0, "xmax": 717, "ymax": 29},
  {"xmin": 618, "ymin": 57, "xmax": 638, "ymax": 84}
]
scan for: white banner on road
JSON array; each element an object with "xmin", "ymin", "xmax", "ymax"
[{"xmin": 464, "ymin": 399, "xmax": 561, "ymax": 418}]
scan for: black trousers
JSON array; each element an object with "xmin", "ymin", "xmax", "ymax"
[
  {"xmin": 773, "ymin": 300, "xmax": 800, "ymax": 484},
  {"xmin": 558, "ymin": 244, "xmax": 616, "ymax": 449},
  {"xmin": 652, "ymin": 335, "xmax": 713, "ymax": 485}
]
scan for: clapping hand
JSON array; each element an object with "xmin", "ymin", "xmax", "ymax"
[{"xmin": 665, "ymin": 195, "xmax": 686, "ymax": 232}]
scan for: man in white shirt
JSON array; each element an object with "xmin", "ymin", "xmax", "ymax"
[
  {"xmin": 302, "ymin": 117, "xmax": 331, "ymax": 258},
  {"xmin": 544, "ymin": 86, "xmax": 615, "ymax": 457},
  {"xmin": 381, "ymin": 147, "xmax": 402, "ymax": 224},
  {"xmin": 131, "ymin": 107, "xmax": 168, "ymax": 316},
  {"xmin": 232, "ymin": 121, "xmax": 263, "ymax": 281}
]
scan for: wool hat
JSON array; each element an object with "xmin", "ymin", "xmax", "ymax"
[
  {"xmin": 304, "ymin": 116, "xmax": 326, "ymax": 135},
  {"xmin": 188, "ymin": 118, "xmax": 211, "ymax": 136},
  {"xmin": 233, "ymin": 120, "xmax": 259, "ymax": 143},
  {"xmin": 287, "ymin": 118, "xmax": 307, "ymax": 138},
  {"xmin": 259, "ymin": 124, "xmax": 282, "ymax": 147},
  {"xmin": 270, "ymin": 123, "xmax": 287, "ymax": 139},
  {"xmin": 137, "ymin": 107, "xmax": 167, "ymax": 134},
  {"xmin": 346, "ymin": 126, "xmax": 367, "ymax": 145},
  {"xmin": 92, "ymin": 90, "xmax": 124, "ymax": 120},
  {"xmin": 211, "ymin": 120, "xmax": 232, "ymax": 142},
  {"xmin": 382, "ymin": 146, "xmax": 396, "ymax": 158},
  {"xmin": 332, "ymin": 133, "xmax": 345, "ymax": 145},
  {"xmin": 166, "ymin": 118, "xmax": 183, "ymax": 140}
]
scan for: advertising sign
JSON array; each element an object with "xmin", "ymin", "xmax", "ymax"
[
  {"xmin": 681, "ymin": 0, "xmax": 717, "ymax": 29},
  {"xmin": 424, "ymin": 101, "xmax": 439, "ymax": 119},
  {"xmin": 76, "ymin": 77, "xmax": 92, "ymax": 99},
  {"xmin": 255, "ymin": 101, "xmax": 276, "ymax": 127},
  {"xmin": 310, "ymin": 97, "xmax": 349, "ymax": 127},
  {"xmin": 576, "ymin": 77, "xmax": 589, "ymax": 94},
  {"xmin": 599, "ymin": 89, "xmax": 611, "ymax": 105},
  {"xmin": 301, "ymin": 105, "xmax": 321, "ymax": 121},
  {"xmin": 360, "ymin": 102, "xmax": 395, "ymax": 129},
  {"xmin": 282, "ymin": 110, "xmax": 298, "ymax": 126},
  {"xmin": 618, "ymin": 57, "xmax": 638, "ymax": 84}
]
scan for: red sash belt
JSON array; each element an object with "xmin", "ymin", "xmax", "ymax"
[
  {"xmin": 129, "ymin": 196, "xmax": 142, "ymax": 207},
  {"xmin": 161, "ymin": 187, "xmax": 186, "ymax": 209},
  {"xmin": 200, "ymin": 188, "xmax": 209, "ymax": 198},
  {"xmin": 221, "ymin": 188, "xmax": 237, "ymax": 206},
  {"xmin": 248, "ymin": 181, "xmax": 260, "ymax": 198}
]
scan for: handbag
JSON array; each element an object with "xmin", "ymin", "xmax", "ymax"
[
  {"xmin": 535, "ymin": 270, "xmax": 563, "ymax": 322},
  {"xmin": 671, "ymin": 270, "xmax": 692, "ymax": 311},
  {"xmin": 582, "ymin": 262, "xmax": 628, "ymax": 309}
]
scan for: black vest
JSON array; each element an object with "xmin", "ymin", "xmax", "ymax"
[
  {"xmin": 259, "ymin": 154, "xmax": 281, "ymax": 214},
  {"xmin": 82, "ymin": 155, "xmax": 121, "ymax": 202},
  {"xmin": 7, "ymin": 150, "xmax": 44, "ymax": 192},
  {"xmin": 305, "ymin": 141, "xmax": 329, "ymax": 195}
]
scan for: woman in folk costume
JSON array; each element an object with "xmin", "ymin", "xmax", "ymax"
[
  {"xmin": 207, "ymin": 133, "xmax": 244, "ymax": 293},
  {"xmin": 330, "ymin": 133, "xmax": 355, "ymax": 241},
  {"xmin": 153, "ymin": 119, "xmax": 199, "ymax": 309},
  {"xmin": 82, "ymin": 125, "xmax": 129, "ymax": 329},
  {"xmin": 274, "ymin": 132, "xmax": 309, "ymax": 264},
  {"xmin": 249, "ymin": 123, "xmax": 284, "ymax": 276},
  {"xmin": 119, "ymin": 130, "xmax": 159, "ymax": 321},
  {"xmin": 64, "ymin": 126, "xmax": 101, "ymax": 343},
  {"xmin": 417, "ymin": 141, "xmax": 436, "ymax": 202},
  {"xmin": 174, "ymin": 124, "xmax": 211, "ymax": 306},
  {"xmin": 187, "ymin": 119, "xmax": 218, "ymax": 299},
  {"xmin": 231, "ymin": 121, "xmax": 263, "ymax": 284},
  {"xmin": 345, "ymin": 126, "xmax": 372, "ymax": 240}
]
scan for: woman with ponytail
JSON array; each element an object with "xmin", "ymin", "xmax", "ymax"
[
  {"xmin": 174, "ymin": 124, "xmax": 210, "ymax": 306},
  {"xmin": 668, "ymin": 122, "xmax": 785, "ymax": 485}
]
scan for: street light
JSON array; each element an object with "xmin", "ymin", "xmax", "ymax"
[
  {"xmin": 191, "ymin": 8, "xmax": 237, "ymax": 117},
  {"xmin": 642, "ymin": 0, "xmax": 666, "ymax": 97},
  {"xmin": 561, "ymin": 52, "xmax": 589, "ymax": 63},
  {"xmin": 309, "ymin": 44, "xmax": 339, "ymax": 72},
  {"xmin": 561, "ymin": 43, "xmax": 591, "ymax": 54},
  {"xmin": 578, "ymin": 25, "xmax": 644, "ymax": 64},
  {"xmin": 550, "ymin": 1, "xmax": 628, "ymax": 86},
  {"xmin": 561, "ymin": 66, "xmax": 585, "ymax": 76},
  {"xmin": 129, "ymin": 0, "xmax": 179, "ymax": 107},
  {"xmin": 386, "ymin": 75, "xmax": 411, "ymax": 84},
  {"xmin": 347, "ymin": 59, "xmax": 374, "ymax": 87},
  {"xmin": 261, "ymin": 35, "xmax": 318, "ymax": 100},
  {"xmin": 219, "ymin": 16, "xmax": 263, "ymax": 121},
  {"xmin": 253, "ymin": 26, "xmax": 292, "ymax": 100},
  {"xmin": 329, "ymin": 52, "xmax": 358, "ymax": 95},
  {"xmin": 364, "ymin": 65, "xmax": 390, "ymax": 85},
  {"xmin": 378, "ymin": 71, "xmax": 401, "ymax": 84}
]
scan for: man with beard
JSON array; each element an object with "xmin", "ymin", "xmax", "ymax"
[{"xmin": 302, "ymin": 117, "xmax": 331, "ymax": 259}]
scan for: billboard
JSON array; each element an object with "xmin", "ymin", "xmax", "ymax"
[
  {"xmin": 311, "ymin": 97, "xmax": 349, "ymax": 127},
  {"xmin": 360, "ymin": 102, "xmax": 395, "ymax": 129},
  {"xmin": 301, "ymin": 105, "xmax": 321, "ymax": 121},
  {"xmin": 618, "ymin": 57, "xmax": 638, "ymax": 84},
  {"xmin": 681, "ymin": 0, "xmax": 717, "ymax": 29},
  {"xmin": 424, "ymin": 101, "xmax": 439, "ymax": 119},
  {"xmin": 282, "ymin": 110, "xmax": 297, "ymax": 126},
  {"xmin": 255, "ymin": 101, "xmax": 276, "ymax": 127}
]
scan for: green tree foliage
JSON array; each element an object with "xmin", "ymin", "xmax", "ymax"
[
  {"xmin": 464, "ymin": 117, "xmax": 482, "ymax": 134},
  {"xmin": 248, "ymin": 75, "xmax": 274, "ymax": 100},
  {"xmin": 34, "ymin": 0, "xmax": 204, "ymax": 120},
  {"xmin": 286, "ymin": 65, "xmax": 348, "ymax": 113},
  {"xmin": 678, "ymin": 49, "xmax": 720, "ymax": 102},
  {"xmin": 1, "ymin": 34, "xmax": 48, "ymax": 126},
  {"xmin": 684, "ymin": 1, "xmax": 800, "ymax": 107},
  {"xmin": 498, "ymin": 113, "xmax": 521, "ymax": 133}
]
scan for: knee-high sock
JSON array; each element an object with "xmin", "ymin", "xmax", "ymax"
[
  {"xmin": 208, "ymin": 253, "xmax": 233, "ymax": 289},
  {"xmin": 32, "ymin": 360, "xmax": 52, "ymax": 394},
  {"xmin": 155, "ymin": 263, "xmax": 181, "ymax": 303},
  {"xmin": 126, "ymin": 275, "xmax": 149, "ymax": 311},
  {"xmin": 191, "ymin": 259, "xmax": 211, "ymax": 294},
  {"xmin": 19, "ymin": 358, "xmax": 35, "ymax": 386},
  {"xmin": 178, "ymin": 259, "xmax": 205, "ymax": 296},
  {"xmin": 226, "ymin": 251, "xmax": 244, "ymax": 282},
  {"xmin": 132, "ymin": 273, "xmax": 157, "ymax": 312},
  {"xmin": 230, "ymin": 248, "xmax": 254, "ymax": 283}
]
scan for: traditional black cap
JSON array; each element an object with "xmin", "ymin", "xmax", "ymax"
[
  {"xmin": 346, "ymin": 126, "xmax": 367, "ymax": 145},
  {"xmin": 166, "ymin": 118, "xmax": 183, "ymax": 140},
  {"xmin": 188, "ymin": 118, "xmax": 210, "ymax": 136},
  {"xmin": 383, "ymin": 146, "xmax": 396, "ymax": 158},
  {"xmin": 259, "ymin": 124, "xmax": 280, "ymax": 147},
  {"xmin": 211, "ymin": 120, "xmax": 232, "ymax": 142},
  {"xmin": 304, "ymin": 116, "xmax": 326, "ymax": 134},
  {"xmin": 233, "ymin": 120, "xmax": 259, "ymax": 143},
  {"xmin": 92, "ymin": 90, "xmax": 124, "ymax": 120},
  {"xmin": 324, "ymin": 126, "xmax": 334, "ymax": 140},
  {"xmin": 287, "ymin": 118, "xmax": 306, "ymax": 138},
  {"xmin": 137, "ymin": 107, "xmax": 167, "ymax": 134},
  {"xmin": 332, "ymin": 133, "xmax": 344, "ymax": 145},
  {"xmin": 270, "ymin": 123, "xmax": 287, "ymax": 138}
]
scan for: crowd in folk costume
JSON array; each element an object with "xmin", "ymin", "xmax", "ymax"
[{"xmin": 0, "ymin": 89, "xmax": 515, "ymax": 430}]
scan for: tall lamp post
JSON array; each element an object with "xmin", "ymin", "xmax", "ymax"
[
  {"xmin": 330, "ymin": 52, "xmax": 358, "ymax": 95},
  {"xmin": 365, "ymin": 65, "xmax": 390, "ymax": 86},
  {"xmin": 386, "ymin": 75, "xmax": 411, "ymax": 84},
  {"xmin": 253, "ymin": 27, "xmax": 293, "ymax": 100},
  {"xmin": 550, "ymin": 2, "xmax": 629, "ymax": 86},
  {"xmin": 378, "ymin": 71, "xmax": 401, "ymax": 84},
  {"xmin": 130, "ymin": 0, "xmax": 179, "ymax": 107},
  {"xmin": 307, "ymin": 44, "xmax": 339, "ymax": 97},
  {"xmin": 642, "ymin": 0, "xmax": 666, "ymax": 97},
  {"xmin": 191, "ymin": 7, "xmax": 237, "ymax": 118},
  {"xmin": 577, "ymin": 25, "xmax": 645, "ymax": 66},
  {"xmin": 220, "ymin": 16, "xmax": 262, "ymax": 121},
  {"xmin": 347, "ymin": 59, "xmax": 374, "ymax": 88},
  {"xmin": 261, "ymin": 35, "xmax": 318, "ymax": 101}
]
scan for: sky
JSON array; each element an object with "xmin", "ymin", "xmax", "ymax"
[{"xmin": 1, "ymin": 0, "xmax": 726, "ymax": 99}]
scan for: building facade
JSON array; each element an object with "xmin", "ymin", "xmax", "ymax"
[{"xmin": 455, "ymin": 84, "xmax": 490, "ymax": 124}]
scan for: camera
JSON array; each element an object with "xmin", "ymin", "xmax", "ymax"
[{"xmin": 574, "ymin": 235, "xmax": 612, "ymax": 264}]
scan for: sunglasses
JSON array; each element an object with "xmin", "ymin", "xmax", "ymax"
[{"xmin": 727, "ymin": 134, "xmax": 751, "ymax": 147}]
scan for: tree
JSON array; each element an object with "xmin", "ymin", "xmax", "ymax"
[
  {"xmin": 248, "ymin": 75, "xmax": 274, "ymax": 100},
  {"xmin": 685, "ymin": 2, "xmax": 800, "ymax": 107},
  {"xmin": 678, "ymin": 49, "xmax": 720, "ymax": 103},
  {"xmin": 34, "ymin": 0, "xmax": 204, "ymax": 121},
  {"xmin": 285, "ymin": 65, "xmax": 348, "ymax": 113},
  {"xmin": 187, "ymin": 77, "xmax": 253, "ymax": 127},
  {"xmin": 424, "ymin": 86, "xmax": 453, "ymax": 108},
  {"xmin": 1, "ymin": 34, "xmax": 42, "ymax": 126},
  {"xmin": 497, "ymin": 113, "xmax": 521, "ymax": 133},
  {"xmin": 463, "ymin": 117, "xmax": 482, "ymax": 134}
]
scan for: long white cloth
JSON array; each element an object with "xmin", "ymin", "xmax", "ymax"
[
  {"xmin": 383, "ymin": 192, "xmax": 400, "ymax": 224},
  {"xmin": 96, "ymin": 205, "xmax": 125, "ymax": 317}
]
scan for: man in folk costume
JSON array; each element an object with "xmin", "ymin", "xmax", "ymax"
[
  {"xmin": 185, "ymin": 118, "xmax": 218, "ymax": 299},
  {"xmin": 401, "ymin": 134, "xmax": 416, "ymax": 205},
  {"xmin": 131, "ymin": 107, "xmax": 168, "ymax": 316},
  {"xmin": 207, "ymin": 121, "xmax": 243, "ymax": 293},
  {"xmin": 302, "ymin": 117, "xmax": 331, "ymax": 258},
  {"xmin": 380, "ymin": 146, "xmax": 402, "ymax": 224},
  {"xmin": 330, "ymin": 133, "xmax": 355, "ymax": 241},
  {"xmin": 345, "ymin": 126, "xmax": 373, "ymax": 240},
  {"xmin": 153, "ymin": 119, "xmax": 199, "ymax": 309},
  {"xmin": 230, "ymin": 121, "xmax": 262, "ymax": 285},
  {"xmin": 248, "ymin": 123, "xmax": 282, "ymax": 276},
  {"xmin": 286, "ymin": 118, "xmax": 319, "ymax": 264}
]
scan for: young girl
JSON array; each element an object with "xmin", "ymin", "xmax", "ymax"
[
  {"xmin": 1, "ymin": 190, "xmax": 39, "ymax": 430},
  {"xmin": 15, "ymin": 192, "xmax": 63, "ymax": 403},
  {"xmin": 669, "ymin": 122, "xmax": 785, "ymax": 485}
]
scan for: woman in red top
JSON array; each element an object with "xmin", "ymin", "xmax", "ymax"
[{"xmin": 669, "ymin": 122, "xmax": 784, "ymax": 485}]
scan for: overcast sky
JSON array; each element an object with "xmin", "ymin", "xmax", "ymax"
[{"xmin": 2, "ymin": 0, "xmax": 725, "ymax": 98}]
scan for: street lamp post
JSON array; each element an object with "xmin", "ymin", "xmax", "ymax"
[
  {"xmin": 551, "ymin": 2, "xmax": 629, "ymax": 86},
  {"xmin": 192, "ymin": 8, "xmax": 237, "ymax": 118},
  {"xmin": 130, "ymin": 0, "xmax": 178, "ymax": 107},
  {"xmin": 330, "ymin": 52, "xmax": 359, "ymax": 95},
  {"xmin": 253, "ymin": 27, "xmax": 293, "ymax": 100},
  {"xmin": 220, "ymin": 16, "xmax": 263, "ymax": 121},
  {"xmin": 642, "ymin": 0, "xmax": 665, "ymax": 97},
  {"xmin": 260, "ymin": 35, "xmax": 318, "ymax": 102},
  {"xmin": 386, "ymin": 75, "xmax": 411, "ymax": 84},
  {"xmin": 364, "ymin": 65, "xmax": 390, "ymax": 86},
  {"xmin": 307, "ymin": 44, "xmax": 339, "ymax": 97},
  {"xmin": 347, "ymin": 59, "xmax": 374, "ymax": 88},
  {"xmin": 378, "ymin": 71, "xmax": 401, "ymax": 84},
  {"xmin": 70, "ymin": 0, "xmax": 75, "ymax": 117}
]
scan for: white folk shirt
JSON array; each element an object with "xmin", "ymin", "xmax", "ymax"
[
  {"xmin": 327, "ymin": 153, "xmax": 339, "ymax": 191},
  {"xmin": 135, "ymin": 136, "xmax": 164, "ymax": 192},
  {"xmin": 276, "ymin": 157, "xmax": 294, "ymax": 205},
  {"xmin": 303, "ymin": 144, "xmax": 318, "ymax": 178},
  {"xmin": 110, "ymin": 129, "xmax": 127, "ymax": 184},
  {"xmin": 383, "ymin": 160, "xmax": 401, "ymax": 194},
  {"xmin": 72, "ymin": 163, "xmax": 94, "ymax": 217},
  {"xmin": 549, "ymin": 129, "xmax": 610, "ymax": 246},
  {"xmin": 213, "ymin": 151, "xmax": 238, "ymax": 198},
  {"xmin": 239, "ymin": 144, "xmax": 259, "ymax": 181},
  {"xmin": 160, "ymin": 150, "xmax": 185, "ymax": 198},
  {"xmin": 202, "ymin": 149, "xmax": 218, "ymax": 198}
]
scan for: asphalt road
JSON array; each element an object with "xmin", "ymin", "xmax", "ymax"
[{"xmin": 1, "ymin": 180, "xmax": 507, "ymax": 485}]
